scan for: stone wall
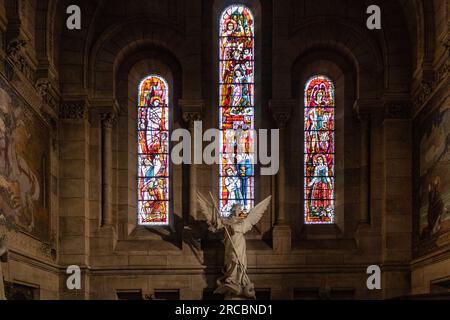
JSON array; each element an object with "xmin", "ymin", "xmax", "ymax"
[
  {"xmin": 410, "ymin": 0, "xmax": 450, "ymax": 295},
  {"xmin": 0, "ymin": 0, "xmax": 59, "ymax": 300},
  {"xmin": 0, "ymin": 0, "xmax": 448, "ymax": 300}
]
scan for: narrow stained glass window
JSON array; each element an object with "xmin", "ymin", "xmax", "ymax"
[
  {"xmin": 219, "ymin": 5, "xmax": 255, "ymax": 216},
  {"xmin": 304, "ymin": 75, "xmax": 335, "ymax": 224},
  {"xmin": 137, "ymin": 75, "xmax": 170, "ymax": 226}
]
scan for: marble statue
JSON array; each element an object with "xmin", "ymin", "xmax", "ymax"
[{"xmin": 197, "ymin": 192, "xmax": 271, "ymax": 300}]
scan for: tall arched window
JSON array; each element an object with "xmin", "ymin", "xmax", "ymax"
[
  {"xmin": 304, "ymin": 75, "xmax": 335, "ymax": 224},
  {"xmin": 137, "ymin": 75, "xmax": 170, "ymax": 226},
  {"xmin": 219, "ymin": 5, "xmax": 254, "ymax": 216}
]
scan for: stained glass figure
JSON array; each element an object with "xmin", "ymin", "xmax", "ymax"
[
  {"xmin": 304, "ymin": 75, "xmax": 335, "ymax": 224},
  {"xmin": 219, "ymin": 5, "xmax": 255, "ymax": 216},
  {"xmin": 137, "ymin": 75, "xmax": 170, "ymax": 225}
]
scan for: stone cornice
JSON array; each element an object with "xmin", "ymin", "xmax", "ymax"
[
  {"xmin": 353, "ymin": 97, "xmax": 412, "ymax": 122},
  {"xmin": 59, "ymin": 96, "xmax": 90, "ymax": 120},
  {"xmin": 413, "ymin": 58, "xmax": 450, "ymax": 116},
  {"xmin": 35, "ymin": 77, "xmax": 60, "ymax": 112},
  {"xmin": 90, "ymin": 97, "xmax": 120, "ymax": 110},
  {"xmin": 90, "ymin": 98, "xmax": 120, "ymax": 116},
  {"xmin": 411, "ymin": 244, "xmax": 450, "ymax": 270},
  {"xmin": 8, "ymin": 231, "xmax": 58, "ymax": 266},
  {"xmin": 0, "ymin": 40, "xmax": 58, "ymax": 121},
  {"xmin": 5, "ymin": 38, "xmax": 36, "ymax": 85},
  {"xmin": 0, "ymin": 70, "xmax": 57, "ymax": 130}
]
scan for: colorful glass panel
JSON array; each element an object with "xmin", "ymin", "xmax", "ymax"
[
  {"xmin": 304, "ymin": 75, "xmax": 335, "ymax": 224},
  {"xmin": 219, "ymin": 5, "xmax": 255, "ymax": 216},
  {"xmin": 137, "ymin": 75, "xmax": 170, "ymax": 225}
]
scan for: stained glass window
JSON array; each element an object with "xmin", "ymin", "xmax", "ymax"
[
  {"xmin": 219, "ymin": 5, "xmax": 255, "ymax": 216},
  {"xmin": 304, "ymin": 75, "xmax": 335, "ymax": 224},
  {"xmin": 137, "ymin": 75, "xmax": 170, "ymax": 226}
]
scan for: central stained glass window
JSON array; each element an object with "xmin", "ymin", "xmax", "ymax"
[
  {"xmin": 219, "ymin": 5, "xmax": 255, "ymax": 216},
  {"xmin": 137, "ymin": 75, "xmax": 170, "ymax": 226},
  {"xmin": 304, "ymin": 75, "xmax": 335, "ymax": 224}
]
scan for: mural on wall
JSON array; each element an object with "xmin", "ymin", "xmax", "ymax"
[
  {"xmin": 0, "ymin": 84, "xmax": 51, "ymax": 242},
  {"xmin": 419, "ymin": 100, "xmax": 450, "ymax": 245}
]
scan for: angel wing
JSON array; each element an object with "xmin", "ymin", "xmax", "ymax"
[
  {"xmin": 196, "ymin": 191, "xmax": 223, "ymax": 232},
  {"xmin": 242, "ymin": 196, "xmax": 272, "ymax": 234}
]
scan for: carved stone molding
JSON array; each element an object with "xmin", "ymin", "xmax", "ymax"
[
  {"xmin": 90, "ymin": 99, "xmax": 120, "ymax": 128},
  {"xmin": 35, "ymin": 78, "xmax": 59, "ymax": 111},
  {"xmin": 6, "ymin": 39, "xmax": 27, "ymax": 61},
  {"xmin": 353, "ymin": 98, "xmax": 412, "ymax": 124},
  {"xmin": 180, "ymin": 99, "xmax": 204, "ymax": 125},
  {"xmin": 269, "ymin": 99, "xmax": 294, "ymax": 129},
  {"xmin": 414, "ymin": 60, "xmax": 450, "ymax": 112},
  {"xmin": 59, "ymin": 99, "xmax": 89, "ymax": 120},
  {"xmin": 100, "ymin": 112, "xmax": 118, "ymax": 129},
  {"xmin": 442, "ymin": 33, "xmax": 450, "ymax": 51},
  {"xmin": 182, "ymin": 111, "xmax": 203, "ymax": 124},
  {"xmin": 42, "ymin": 109, "xmax": 58, "ymax": 132},
  {"xmin": 5, "ymin": 39, "xmax": 34, "ymax": 84}
]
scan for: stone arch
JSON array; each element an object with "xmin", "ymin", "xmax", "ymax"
[
  {"xmin": 56, "ymin": 0, "xmax": 103, "ymax": 94},
  {"xmin": 284, "ymin": 18, "xmax": 384, "ymax": 100},
  {"xmin": 383, "ymin": 0, "xmax": 436, "ymax": 82},
  {"xmin": 115, "ymin": 44, "xmax": 183, "ymax": 118},
  {"xmin": 113, "ymin": 45, "xmax": 184, "ymax": 239},
  {"xmin": 89, "ymin": 18, "xmax": 187, "ymax": 99},
  {"xmin": 289, "ymin": 48, "xmax": 360, "ymax": 239}
]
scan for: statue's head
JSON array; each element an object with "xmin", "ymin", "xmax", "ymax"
[
  {"xmin": 231, "ymin": 204, "xmax": 243, "ymax": 217},
  {"xmin": 231, "ymin": 204, "xmax": 248, "ymax": 219}
]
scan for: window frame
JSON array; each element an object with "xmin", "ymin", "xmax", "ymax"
[
  {"xmin": 136, "ymin": 74, "xmax": 171, "ymax": 227},
  {"xmin": 218, "ymin": 4, "xmax": 256, "ymax": 217},
  {"xmin": 303, "ymin": 75, "xmax": 336, "ymax": 225}
]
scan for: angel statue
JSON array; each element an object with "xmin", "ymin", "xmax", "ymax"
[{"xmin": 197, "ymin": 192, "xmax": 271, "ymax": 300}]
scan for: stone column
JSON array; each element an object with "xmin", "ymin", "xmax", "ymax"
[
  {"xmin": 269, "ymin": 100, "xmax": 293, "ymax": 253},
  {"xmin": 180, "ymin": 100, "xmax": 204, "ymax": 226},
  {"xmin": 353, "ymin": 100, "xmax": 375, "ymax": 225},
  {"xmin": 381, "ymin": 101, "xmax": 412, "ymax": 299},
  {"xmin": 59, "ymin": 98, "xmax": 91, "ymax": 300},
  {"xmin": 100, "ymin": 112, "xmax": 116, "ymax": 227},
  {"xmin": 359, "ymin": 113, "xmax": 371, "ymax": 224}
]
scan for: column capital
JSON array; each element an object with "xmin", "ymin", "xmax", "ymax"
[
  {"xmin": 100, "ymin": 112, "xmax": 117, "ymax": 129},
  {"xmin": 59, "ymin": 96, "xmax": 90, "ymax": 120},
  {"xmin": 90, "ymin": 98, "xmax": 120, "ymax": 126},
  {"xmin": 35, "ymin": 77, "xmax": 60, "ymax": 112},
  {"xmin": 180, "ymin": 99, "xmax": 204, "ymax": 125},
  {"xmin": 269, "ymin": 99, "xmax": 294, "ymax": 129}
]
